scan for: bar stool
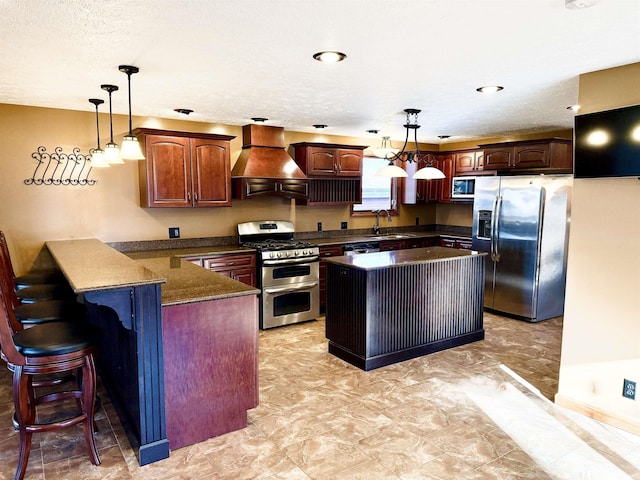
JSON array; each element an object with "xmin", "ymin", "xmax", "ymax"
[
  {"xmin": 0, "ymin": 265, "xmax": 82, "ymax": 327},
  {"xmin": 0, "ymin": 287, "xmax": 101, "ymax": 480},
  {"xmin": 0, "ymin": 237, "xmax": 79, "ymax": 324},
  {"xmin": 0, "ymin": 232, "xmax": 71, "ymax": 301}
]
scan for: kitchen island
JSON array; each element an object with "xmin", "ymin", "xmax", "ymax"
[
  {"xmin": 325, "ymin": 246, "xmax": 486, "ymax": 370},
  {"xmin": 45, "ymin": 239, "xmax": 259, "ymax": 464}
]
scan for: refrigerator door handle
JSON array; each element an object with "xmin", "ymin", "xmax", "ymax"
[
  {"xmin": 489, "ymin": 196, "xmax": 498, "ymax": 261},
  {"xmin": 494, "ymin": 195, "xmax": 503, "ymax": 262}
]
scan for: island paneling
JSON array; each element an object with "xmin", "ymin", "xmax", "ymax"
[{"xmin": 325, "ymin": 247, "xmax": 485, "ymax": 370}]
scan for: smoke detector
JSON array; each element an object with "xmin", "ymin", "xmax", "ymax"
[{"xmin": 565, "ymin": 0, "xmax": 598, "ymax": 9}]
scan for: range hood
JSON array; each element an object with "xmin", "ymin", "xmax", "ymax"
[{"xmin": 232, "ymin": 124, "xmax": 308, "ymax": 199}]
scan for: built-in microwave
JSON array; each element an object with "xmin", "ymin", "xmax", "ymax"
[{"xmin": 451, "ymin": 176, "xmax": 477, "ymax": 199}]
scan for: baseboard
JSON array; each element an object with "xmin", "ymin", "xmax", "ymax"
[{"xmin": 555, "ymin": 393, "xmax": 640, "ymax": 436}]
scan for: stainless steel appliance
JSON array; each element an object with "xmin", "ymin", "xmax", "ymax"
[
  {"xmin": 472, "ymin": 175, "xmax": 572, "ymax": 322},
  {"xmin": 451, "ymin": 176, "xmax": 477, "ymax": 199},
  {"xmin": 238, "ymin": 221, "xmax": 320, "ymax": 329}
]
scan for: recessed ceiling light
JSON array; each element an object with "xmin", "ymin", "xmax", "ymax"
[
  {"xmin": 174, "ymin": 108, "xmax": 193, "ymax": 115},
  {"xmin": 313, "ymin": 51, "xmax": 346, "ymax": 63},
  {"xmin": 313, "ymin": 124, "xmax": 328, "ymax": 129},
  {"xmin": 566, "ymin": 105, "xmax": 580, "ymax": 112},
  {"xmin": 476, "ymin": 86, "xmax": 504, "ymax": 93}
]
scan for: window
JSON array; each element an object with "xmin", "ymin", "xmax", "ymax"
[{"xmin": 352, "ymin": 156, "xmax": 398, "ymax": 214}]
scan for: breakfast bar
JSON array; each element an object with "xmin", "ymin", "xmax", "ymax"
[
  {"xmin": 325, "ymin": 246, "xmax": 486, "ymax": 370},
  {"xmin": 45, "ymin": 239, "xmax": 259, "ymax": 465}
]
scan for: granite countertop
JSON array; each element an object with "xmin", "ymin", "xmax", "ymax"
[
  {"xmin": 132, "ymin": 256, "xmax": 259, "ymax": 306},
  {"xmin": 46, "ymin": 239, "xmax": 166, "ymax": 293},
  {"xmin": 46, "ymin": 238, "xmax": 258, "ymax": 305},
  {"xmin": 325, "ymin": 246, "xmax": 486, "ymax": 271},
  {"xmin": 125, "ymin": 244, "xmax": 254, "ymax": 260},
  {"xmin": 311, "ymin": 231, "xmax": 469, "ymax": 247}
]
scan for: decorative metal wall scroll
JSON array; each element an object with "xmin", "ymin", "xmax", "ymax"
[{"xmin": 25, "ymin": 146, "xmax": 97, "ymax": 186}]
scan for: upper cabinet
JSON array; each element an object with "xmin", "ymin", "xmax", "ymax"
[
  {"xmin": 292, "ymin": 143, "xmax": 367, "ymax": 177},
  {"xmin": 292, "ymin": 142, "xmax": 367, "ymax": 205},
  {"xmin": 454, "ymin": 150, "xmax": 485, "ymax": 175},
  {"xmin": 135, "ymin": 128, "xmax": 235, "ymax": 208},
  {"xmin": 481, "ymin": 138, "xmax": 572, "ymax": 173}
]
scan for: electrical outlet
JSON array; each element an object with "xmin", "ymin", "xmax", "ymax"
[
  {"xmin": 415, "ymin": 217, "xmax": 420, "ymax": 226},
  {"xmin": 623, "ymin": 379, "xmax": 636, "ymax": 400},
  {"xmin": 169, "ymin": 227, "xmax": 180, "ymax": 239},
  {"xmin": 341, "ymin": 222, "xmax": 348, "ymax": 230},
  {"xmin": 317, "ymin": 222, "xmax": 322, "ymax": 232}
]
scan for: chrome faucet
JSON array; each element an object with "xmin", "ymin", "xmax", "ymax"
[{"xmin": 373, "ymin": 209, "xmax": 392, "ymax": 235}]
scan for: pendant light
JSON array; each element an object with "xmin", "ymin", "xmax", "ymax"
[
  {"xmin": 88, "ymin": 98, "xmax": 109, "ymax": 168},
  {"xmin": 374, "ymin": 109, "xmax": 445, "ymax": 180},
  {"xmin": 372, "ymin": 136, "xmax": 400, "ymax": 160},
  {"xmin": 101, "ymin": 84, "xmax": 124, "ymax": 164},
  {"xmin": 118, "ymin": 65, "xmax": 145, "ymax": 160}
]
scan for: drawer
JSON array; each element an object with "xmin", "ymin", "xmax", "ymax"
[
  {"xmin": 319, "ymin": 245, "xmax": 344, "ymax": 257},
  {"xmin": 203, "ymin": 253, "xmax": 256, "ymax": 270}
]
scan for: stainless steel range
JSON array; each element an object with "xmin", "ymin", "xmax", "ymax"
[{"xmin": 238, "ymin": 221, "xmax": 320, "ymax": 329}]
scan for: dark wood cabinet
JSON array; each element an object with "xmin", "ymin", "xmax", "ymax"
[
  {"xmin": 292, "ymin": 143, "xmax": 367, "ymax": 177},
  {"xmin": 436, "ymin": 153, "xmax": 455, "ymax": 203},
  {"xmin": 439, "ymin": 236, "xmax": 472, "ymax": 250},
  {"xmin": 135, "ymin": 128, "xmax": 235, "ymax": 208},
  {"xmin": 379, "ymin": 240, "xmax": 403, "ymax": 251},
  {"xmin": 319, "ymin": 245, "xmax": 344, "ymax": 310},
  {"xmin": 402, "ymin": 237, "xmax": 439, "ymax": 249},
  {"xmin": 454, "ymin": 150, "xmax": 485, "ymax": 175},
  {"xmin": 292, "ymin": 142, "xmax": 368, "ymax": 205},
  {"xmin": 201, "ymin": 253, "xmax": 257, "ymax": 287},
  {"xmin": 233, "ymin": 178, "xmax": 308, "ymax": 200},
  {"xmin": 481, "ymin": 138, "xmax": 572, "ymax": 173}
]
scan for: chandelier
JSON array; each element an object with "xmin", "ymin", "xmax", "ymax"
[{"xmin": 374, "ymin": 109, "xmax": 445, "ymax": 180}]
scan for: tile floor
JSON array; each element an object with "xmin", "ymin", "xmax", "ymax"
[{"xmin": 1, "ymin": 312, "xmax": 639, "ymax": 479}]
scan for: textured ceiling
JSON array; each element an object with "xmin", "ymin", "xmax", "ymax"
[{"xmin": 1, "ymin": 0, "xmax": 639, "ymax": 144}]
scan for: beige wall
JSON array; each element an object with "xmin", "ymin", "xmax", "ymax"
[{"xmin": 556, "ymin": 63, "xmax": 640, "ymax": 434}]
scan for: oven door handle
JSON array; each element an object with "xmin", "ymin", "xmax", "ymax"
[
  {"xmin": 262, "ymin": 255, "xmax": 319, "ymax": 266},
  {"xmin": 264, "ymin": 282, "xmax": 319, "ymax": 295}
]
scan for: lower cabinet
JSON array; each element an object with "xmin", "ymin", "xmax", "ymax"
[
  {"xmin": 439, "ymin": 236, "xmax": 472, "ymax": 250},
  {"xmin": 402, "ymin": 237, "xmax": 439, "ymax": 249},
  {"xmin": 379, "ymin": 240, "xmax": 403, "ymax": 252},
  {"xmin": 186, "ymin": 253, "xmax": 257, "ymax": 287},
  {"xmin": 319, "ymin": 245, "xmax": 344, "ymax": 310}
]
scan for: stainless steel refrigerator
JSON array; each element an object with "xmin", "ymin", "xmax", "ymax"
[{"xmin": 472, "ymin": 175, "xmax": 572, "ymax": 322}]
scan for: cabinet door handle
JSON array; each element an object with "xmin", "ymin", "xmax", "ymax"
[
  {"xmin": 187, "ymin": 192, "xmax": 191, "ymax": 202},
  {"xmin": 194, "ymin": 192, "xmax": 198, "ymax": 202}
]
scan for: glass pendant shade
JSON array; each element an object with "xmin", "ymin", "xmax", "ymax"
[
  {"xmin": 90, "ymin": 148, "xmax": 109, "ymax": 168},
  {"xmin": 413, "ymin": 166, "xmax": 446, "ymax": 180},
  {"xmin": 120, "ymin": 135, "xmax": 145, "ymax": 160},
  {"xmin": 375, "ymin": 163, "xmax": 408, "ymax": 178},
  {"xmin": 372, "ymin": 136, "xmax": 400, "ymax": 159},
  {"xmin": 104, "ymin": 142, "xmax": 123, "ymax": 164}
]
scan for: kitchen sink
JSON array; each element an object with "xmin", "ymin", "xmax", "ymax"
[{"xmin": 368, "ymin": 233, "xmax": 418, "ymax": 240}]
